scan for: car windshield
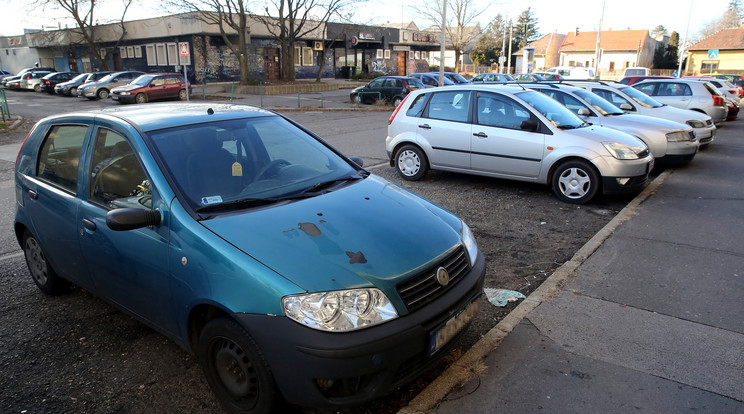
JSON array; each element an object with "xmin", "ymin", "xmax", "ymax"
[
  {"xmin": 446, "ymin": 73, "xmax": 468, "ymax": 83},
  {"xmin": 71, "ymin": 73, "xmax": 89, "ymax": 82},
  {"xmin": 516, "ymin": 90, "xmax": 586, "ymax": 129},
  {"xmin": 574, "ymin": 89, "xmax": 624, "ymax": 115},
  {"xmin": 147, "ymin": 116, "xmax": 362, "ymax": 213},
  {"xmin": 131, "ymin": 75, "xmax": 156, "ymax": 86},
  {"xmin": 406, "ymin": 78, "xmax": 425, "ymax": 89},
  {"xmin": 618, "ymin": 86, "xmax": 663, "ymax": 108}
]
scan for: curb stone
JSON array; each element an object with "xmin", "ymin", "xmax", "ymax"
[{"xmin": 397, "ymin": 169, "xmax": 673, "ymax": 414}]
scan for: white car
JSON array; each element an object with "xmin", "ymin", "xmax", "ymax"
[
  {"xmin": 527, "ymin": 83, "xmax": 698, "ymax": 163},
  {"xmin": 568, "ymin": 81, "xmax": 717, "ymax": 147},
  {"xmin": 685, "ymin": 77, "xmax": 742, "ymax": 104},
  {"xmin": 632, "ymin": 79, "xmax": 728, "ymax": 125},
  {"xmin": 386, "ymin": 85, "xmax": 654, "ymax": 204}
]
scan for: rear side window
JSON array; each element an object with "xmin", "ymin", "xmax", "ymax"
[
  {"xmin": 37, "ymin": 125, "xmax": 88, "ymax": 193},
  {"xmin": 427, "ymin": 91, "xmax": 470, "ymax": 122},
  {"xmin": 656, "ymin": 83, "xmax": 691, "ymax": 96},
  {"xmin": 406, "ymin": 93, "xmax": 429, "ymax": 117}
]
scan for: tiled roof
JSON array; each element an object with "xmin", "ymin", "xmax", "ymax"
[
  {"xmin": 560, "ymin": 30, "xmax": 649, "ymax": 52},
  {"xmin": 516, "ymin": 33, "xmax": 567, "ymax": 56},
  {"xmin": 689, "ymin": 27, "xmax": 744, "ymax": 50}
]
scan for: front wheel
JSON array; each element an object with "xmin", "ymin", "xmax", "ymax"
[
  {"xmin": 69, "ymin": 87, "xmax": 77, "ymax": 96},
  {"xmin": 178, "ymin": 89, "xmax": 187, "ymax": 100},
  {"xmin": 135, "ymin": 93, "xmax": 147, "ymax": 104},
  {"xmin": 97, "ymin": 88, "xmax": 109, "ymax": 100},
  {"xmin": 552, "ymin": 160, "xmax": 600, "ymax": 204},
  {"xmin": 22, "ymin": 230, "xmax": 68, "ymax": 295},
  {"xmin": 198, "ymin": 317, "xmax": 277, "ymax": 414},
  {"xmin": 395, "ymin": 144, "xmax": 429, "ymax": 181},
  {"xmin": 34, "ymin": 84, "xmax": 41, "ymax": 92}
]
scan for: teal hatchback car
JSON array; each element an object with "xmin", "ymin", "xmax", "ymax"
[{"xmin": 14, "ymin": 103, "xmax": 485, "ymax": 413}]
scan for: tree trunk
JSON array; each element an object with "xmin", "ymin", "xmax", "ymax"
[
  {"xmin": 454, "ymin": 49, "xmax": 461, "ymax": 73},
  {"xmin": 316, "ymin": 49, "xmax": 325, "ymax": 82},
  {"xmin": 280, "ymin": 42, "xmax": 295, "ymax": 81},
  {"xmin": 240, "ymin": 54, "xmax": 251, "ymax": 84}
]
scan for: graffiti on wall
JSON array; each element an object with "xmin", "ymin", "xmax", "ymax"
[{"xmin": 372, "ymin": 59, "xmax": 394, "ymax": 74}]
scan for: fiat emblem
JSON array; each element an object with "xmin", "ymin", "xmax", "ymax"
[{"xmin": 435, "ymin": 267, "xmax": 450, "ymax": 287}]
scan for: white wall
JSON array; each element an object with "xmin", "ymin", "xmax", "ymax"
[{"xmin": 0, "ymin": 47, "xmax": 42, "ymax": 73}]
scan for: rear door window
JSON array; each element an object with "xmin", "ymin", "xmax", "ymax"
[
  {"xmin": 634, "ymin": 82, "xmax": 657, "ymax": 95},
  {"xmin": 476, "ymin": 92, "xmax": 532, "ymax": 130},
  {"xmin": 36, "ymin": 125, "xmax": 88, "ymax": 193}
]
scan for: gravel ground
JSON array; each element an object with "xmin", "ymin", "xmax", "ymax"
[{"xmin": 0, "ymin": 120, "xmax": 637, "ymax": 413}]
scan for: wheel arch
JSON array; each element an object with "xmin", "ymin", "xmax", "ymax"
[
  {"xmin": 187, "ymin": 303, "xmax": 233, "ymax": 353},
  {"xmin": 546, "ymin": 155, "xmax": 602, "ymax": 186},
  {"xmin": 389, "ymin": 140, "xmax": 426, "ymax": 167},
  {"xmin": 14, "ymin": 222, "xmax": 29, "ymax": 248}
]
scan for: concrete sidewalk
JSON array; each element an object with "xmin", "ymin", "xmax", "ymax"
[{"xmin": 403, "ymin": 119, "xmax": 744, "ymax": 413}]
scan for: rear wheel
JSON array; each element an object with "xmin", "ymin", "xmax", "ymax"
[
  {"xmin": 22, "ymin": 230, "xmax": 69, "ymax": 295},
  {"xmin": 393, "ymin": 96, "xmax": 403, "ymax": 107},
  {"xmin": 395, "ymin": 144, "xmax": 429, "ymax": 181},
  {"xmin": 97, "ymin": 88, "xmax": 109, "ymax": 100},
  {"xmin": 178, "ymin": 89, "xmax": 187, "ymax": 100},
  {"xmin": 69, "ymin": 87, "xmax": 77, "ymax": 96},
  {"xmin": 552, "ymin": 160, "xmax": 600, "ymax": 204},
  {"xmin": 135, "ymin": 93, "xmax": 147, "ymax": 104},
  {"xmin": 34, "ymin": 84, "xmax": 41, "ymax": 92},
  {"xmin": 198, "ymin": 317, "xmax": 277, "ymax": 414}
]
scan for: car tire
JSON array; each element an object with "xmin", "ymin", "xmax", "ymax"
[
  {"xmin": 34, "ymin": 84, "xmax": 41, "ymax": 92},
  {"xmin": 22, "ymin": 230, "xmax": 69, "ymax": 296},
  {"xmin": 395, "ymin": 144, "xmax": 429, "ymax": 181},
  {"xmin": 198, "ymin": 317, "xmax": 277, "ymax": 414},
  {"xmin": 179, "ymin": 89, "xmax": 187, "ymax": 101},
  {"xmin": 69, "ymin": 87, "xmax": 77, "ymax": 96},
  {"xmin": 135, "ymin": 93, "xmax": 147, "ymax": 104},
  {"xmin": 350, "ymin": 94, "xmax": 359, "ymax": 104},
  {"xmin": 97, "ymin": 89, "xmax": 109, "ymax": 100},
  {"xmin": 393, "ymin": 96, "xmax": 403, "ymax": 107},
  {"xmin": 552, "ymin": 160, "xmax": 600, "ymax": 204}
]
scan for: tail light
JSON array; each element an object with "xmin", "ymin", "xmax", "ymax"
[
  {"xmin": 389, "ymin": 94, "xmax": 410, "ymax": 125},
  {"xmin": 713, "ymin": 96, "xmax": 724, "ymax": 106}
]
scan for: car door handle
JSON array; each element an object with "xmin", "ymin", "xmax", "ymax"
[
  {"xmin": 82, "ymin": 218, "xmax": 97, "ymax": 232},
  {"xmin": 473, "ymin": 132, "xmax": 488, "ymax": 138},
  {"xmin": 27, "ymin": 190, "xmax": 38, "ymax": 200},
  {"xmin": 419, "ymin": 124, "xmax": 431, "ymax": 129}
]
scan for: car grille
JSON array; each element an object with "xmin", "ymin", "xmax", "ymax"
[{"xmin": 396, "ymin": 246, "xmax": 469, "ymax": 312}]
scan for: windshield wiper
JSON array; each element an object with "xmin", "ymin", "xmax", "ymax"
[
  {"xmin": 297, "ymin": 174, "xmax": 365, "ymax": 196},
  {"xmin": 195, "ymin": 197, "xmax": 281, "ymax": 213}
]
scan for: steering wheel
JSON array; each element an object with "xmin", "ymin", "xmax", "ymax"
[{"xmin": 255, "ymin": 159, "xmax": 291, "ymax": 181}]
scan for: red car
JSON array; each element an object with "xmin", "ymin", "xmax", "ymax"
[
  {"xmin": 618, "ymin": 75, "xmax": 674, "ymax": 85},
  {"xmin": 110, "ymin": 73, "xmax": 191, "ymax": 104}
]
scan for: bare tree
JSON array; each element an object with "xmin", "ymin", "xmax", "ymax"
[
  {"xmin": 163, "ymin": 0, "xmax": 252, "ymax": 84},
  {"xmin": 33, "ymin": 0, "xmax": 132, "ymax": 71},
  {"xmin": 252, "ymin": 0, "xmax": 359, "ymax": 81},
  {"xmin": 697, "ymin": 0, "xmax": 744, "ymax": 40},
  {"xmin": 408, "ymin": 0, "xmax": 489, "ymax": 73}
]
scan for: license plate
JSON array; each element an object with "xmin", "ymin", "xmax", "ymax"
[{"xmin": 428, "ymin": 296, "xmax": 480, "ymax": 355}]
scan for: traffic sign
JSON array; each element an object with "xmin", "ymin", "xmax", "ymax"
[
  {"xmin": 708, "ymin": 49, "xmax": 719, "ymax": 59},
  {"xmin": 180, "ymin": 43, "xmax": 190, "ymax": 56}
]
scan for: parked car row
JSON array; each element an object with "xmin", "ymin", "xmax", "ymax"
[
  {"xmin": 385, "ymin": 77, "xmax": 727, "ymax": 205},
  {"xmin": 3, "ymin": 69, "xmax": 191, "ymax": 104}
]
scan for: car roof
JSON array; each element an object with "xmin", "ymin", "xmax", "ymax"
[{"xmin": 56, "ymin": 103, "xmax": 278, "ymax": 132}]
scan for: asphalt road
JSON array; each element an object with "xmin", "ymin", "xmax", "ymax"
[{"xmin": 0, "ymin": 89, "xmax": 639, "ymax": 413}]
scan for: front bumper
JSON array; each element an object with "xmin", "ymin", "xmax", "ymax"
[
  {"xmin": 111, "ymin": 94, "xmax": 136, "ymax": 103},
  {"xmin": 601, "ymin": 156, "xmax": 654, "ymax": 195},
  {"xmin": 233, "ymin": 252, "xmax": 486, "ymax": 408}
]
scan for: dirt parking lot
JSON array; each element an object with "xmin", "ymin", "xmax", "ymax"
[{"xmin": 0, "ymin": 115, "xmax": 637, "ymax": 413}]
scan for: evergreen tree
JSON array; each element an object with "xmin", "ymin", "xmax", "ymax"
[
  {"xmin": 512, "ymin": 7, "xmax": 540, "ymax": 49},
  {"xmin": 470, "ymin": 14, "xmax": 508, "ymax": 66}
]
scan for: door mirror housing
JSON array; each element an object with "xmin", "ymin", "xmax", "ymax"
[
  {"xmin": 620, "ymin": 103, "xmax": 634, "ymax": 111},
  {"xmin": 349, "ymin": 156, "xmax": 364, "ymax": 167},
  {"xmin": 106, "ymin": 208, "xmax": 161, "ymax": 231},
  {"xmin": 520, "ymin": 119, "xmax": 539, "ymax": 132},
  {"xmin": 578, "ymin": 107, "xmax": 591, "ymax": 116}
]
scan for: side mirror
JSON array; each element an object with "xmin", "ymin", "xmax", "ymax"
[
  {"xmin": 578, "ymin": 107, "xmax": 591, "ymax": 116},
  {"xmin": 520, "ymin": 119, "xmax": 539, "ymax": 132},
  {"xmin": 106, "ymin": 208, "xmax": 161, "ymax": 231},
  {"xmin": 349, "ymin": 156, "xmax": 364, "ymax": 167},
  {"xmin": 620, "ymin": 103, "xmax": 634, "ymax": 111}
]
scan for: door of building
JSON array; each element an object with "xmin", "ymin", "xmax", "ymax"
[
  {"xmin": 397, "ymin": 51, "xmax": 406, "ymax": 76},
  {"xmin": 264, "ymin": 48, "xmax": 280, "ymax": 81}
]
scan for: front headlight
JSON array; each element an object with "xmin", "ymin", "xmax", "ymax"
[
  {"xmin": 602, "ymin": 141, "xmax": 645, "ymax": 159},
  {"xmin": 283, "ymin": 288, "xmax": 398, "ymax": 332},
  {"xmin": 666, "ymin": 130, "xmax": 694, "ymax": 142},
  {"xmin": 686, "ymin": 120, "xmax": 705, "ymax": 128},
  {"xmin": 118, "ymin": 91, "xmax": 130, "ymax": 96},
  {"xmin": 461, "ymin": 220, "xmax": 478, "ymax": 266}
]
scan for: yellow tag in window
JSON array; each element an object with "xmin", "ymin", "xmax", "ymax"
[{"xmin": 231, "ymin": 162, "xmax": 243, "ymax": 176}]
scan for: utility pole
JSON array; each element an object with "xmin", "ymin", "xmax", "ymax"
[
  {"xmin": 501, "ymin": 20, "xmax": 507, "ymax": 72},
  {"xmin": 678, "ymin": 0, "xmax": 693, "ymax": 77},
  {"xmin": 439, "ymin": 0, "xmax": 448, "ymax": 86},
  {"xmin": 594, "ymin": 0, "xmax": 606, "ymax": 79},
  {"xmin": 507, "ymin": 21, "xmax": 513, "ymax": 74}
]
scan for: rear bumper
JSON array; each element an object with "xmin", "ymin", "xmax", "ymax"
[{"xmin": 233, "ymin": 252, "xmax": 486, "ymax": 408}]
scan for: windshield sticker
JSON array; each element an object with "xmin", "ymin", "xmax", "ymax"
[{"xmin": 201, "ymin": 196, "xmax": 223, "ymax": 205}]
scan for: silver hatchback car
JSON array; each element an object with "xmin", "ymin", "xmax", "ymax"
[
  {"xmin": 633, "ymin": 79, "xmax": 728, "ymax": 125},
  {"xmin": 386, "ymin": 85, "xmax": 654, "ymax": 204}
]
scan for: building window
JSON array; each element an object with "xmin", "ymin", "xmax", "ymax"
[
  {"xmin": 384, "ymin": 50, "xmax": 391, "ymax": 59},
  {"xmin": 145, "ymin": 45, "xmax": 156, "ymax": 65},
  {"xmin": 119, "ymin": 47, "xmax": 128, "ymax": 58},
  {"xmin": 134, "ymin": 46, "xmax": 142, "ymax": 58},
  {"xmin": 127, "ymin": 46, "xmax": 135, "ymax": 59},
  {"xmin": 302, "ymin": 47, "xmax": 313, "ymax": 66},
  {"xmin": 414, "ymin": 51, "xmax": 420, "ymax": 59},
  {"xmin": 294, "ymin": 46, "xmax": 301, "ymax": 65},
  {"xmin": 403, "ymin": 31, "xmax": 409, "ymax": 41},
  {"xmin": 421, "ymin": 51, "xmax": 427, "ymax": 60},
  {"xmin": 167, "ymin": 43, "xmax": 178, "ymax": 65},
  {"xmin": 156, "ymin": 44, "xmax": 167, "ymax": 65},
  {"xmin": 701, "ymin": 60, "xmax": 719, "ymax": 73},
  {"xmin": 376, "ymin": 49, "xmax": 383, "ymax": 59},
  {"xmin": 178, "ymin": 42, "xmax": 191, "ymax": 65}
]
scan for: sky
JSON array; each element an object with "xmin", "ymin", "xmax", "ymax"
[{"xmin": 1, "ymin": 0, "xmax": 734, "ymax": 43}]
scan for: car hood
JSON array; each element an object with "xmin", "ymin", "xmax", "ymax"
[
  {"xmin": 111, "ymin": 84, "xmax": 142, "ymax": 92},
  {"xmin": 562, "ymin": 124, "xmax": 646, "ymax": 149},
  {"xmin": 651, "ymin": 105, "xmax": 712, "ymax": 122},
  {"xmin": 200, "ymin": 175, "xmax": 464, "ymax": 295}
]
